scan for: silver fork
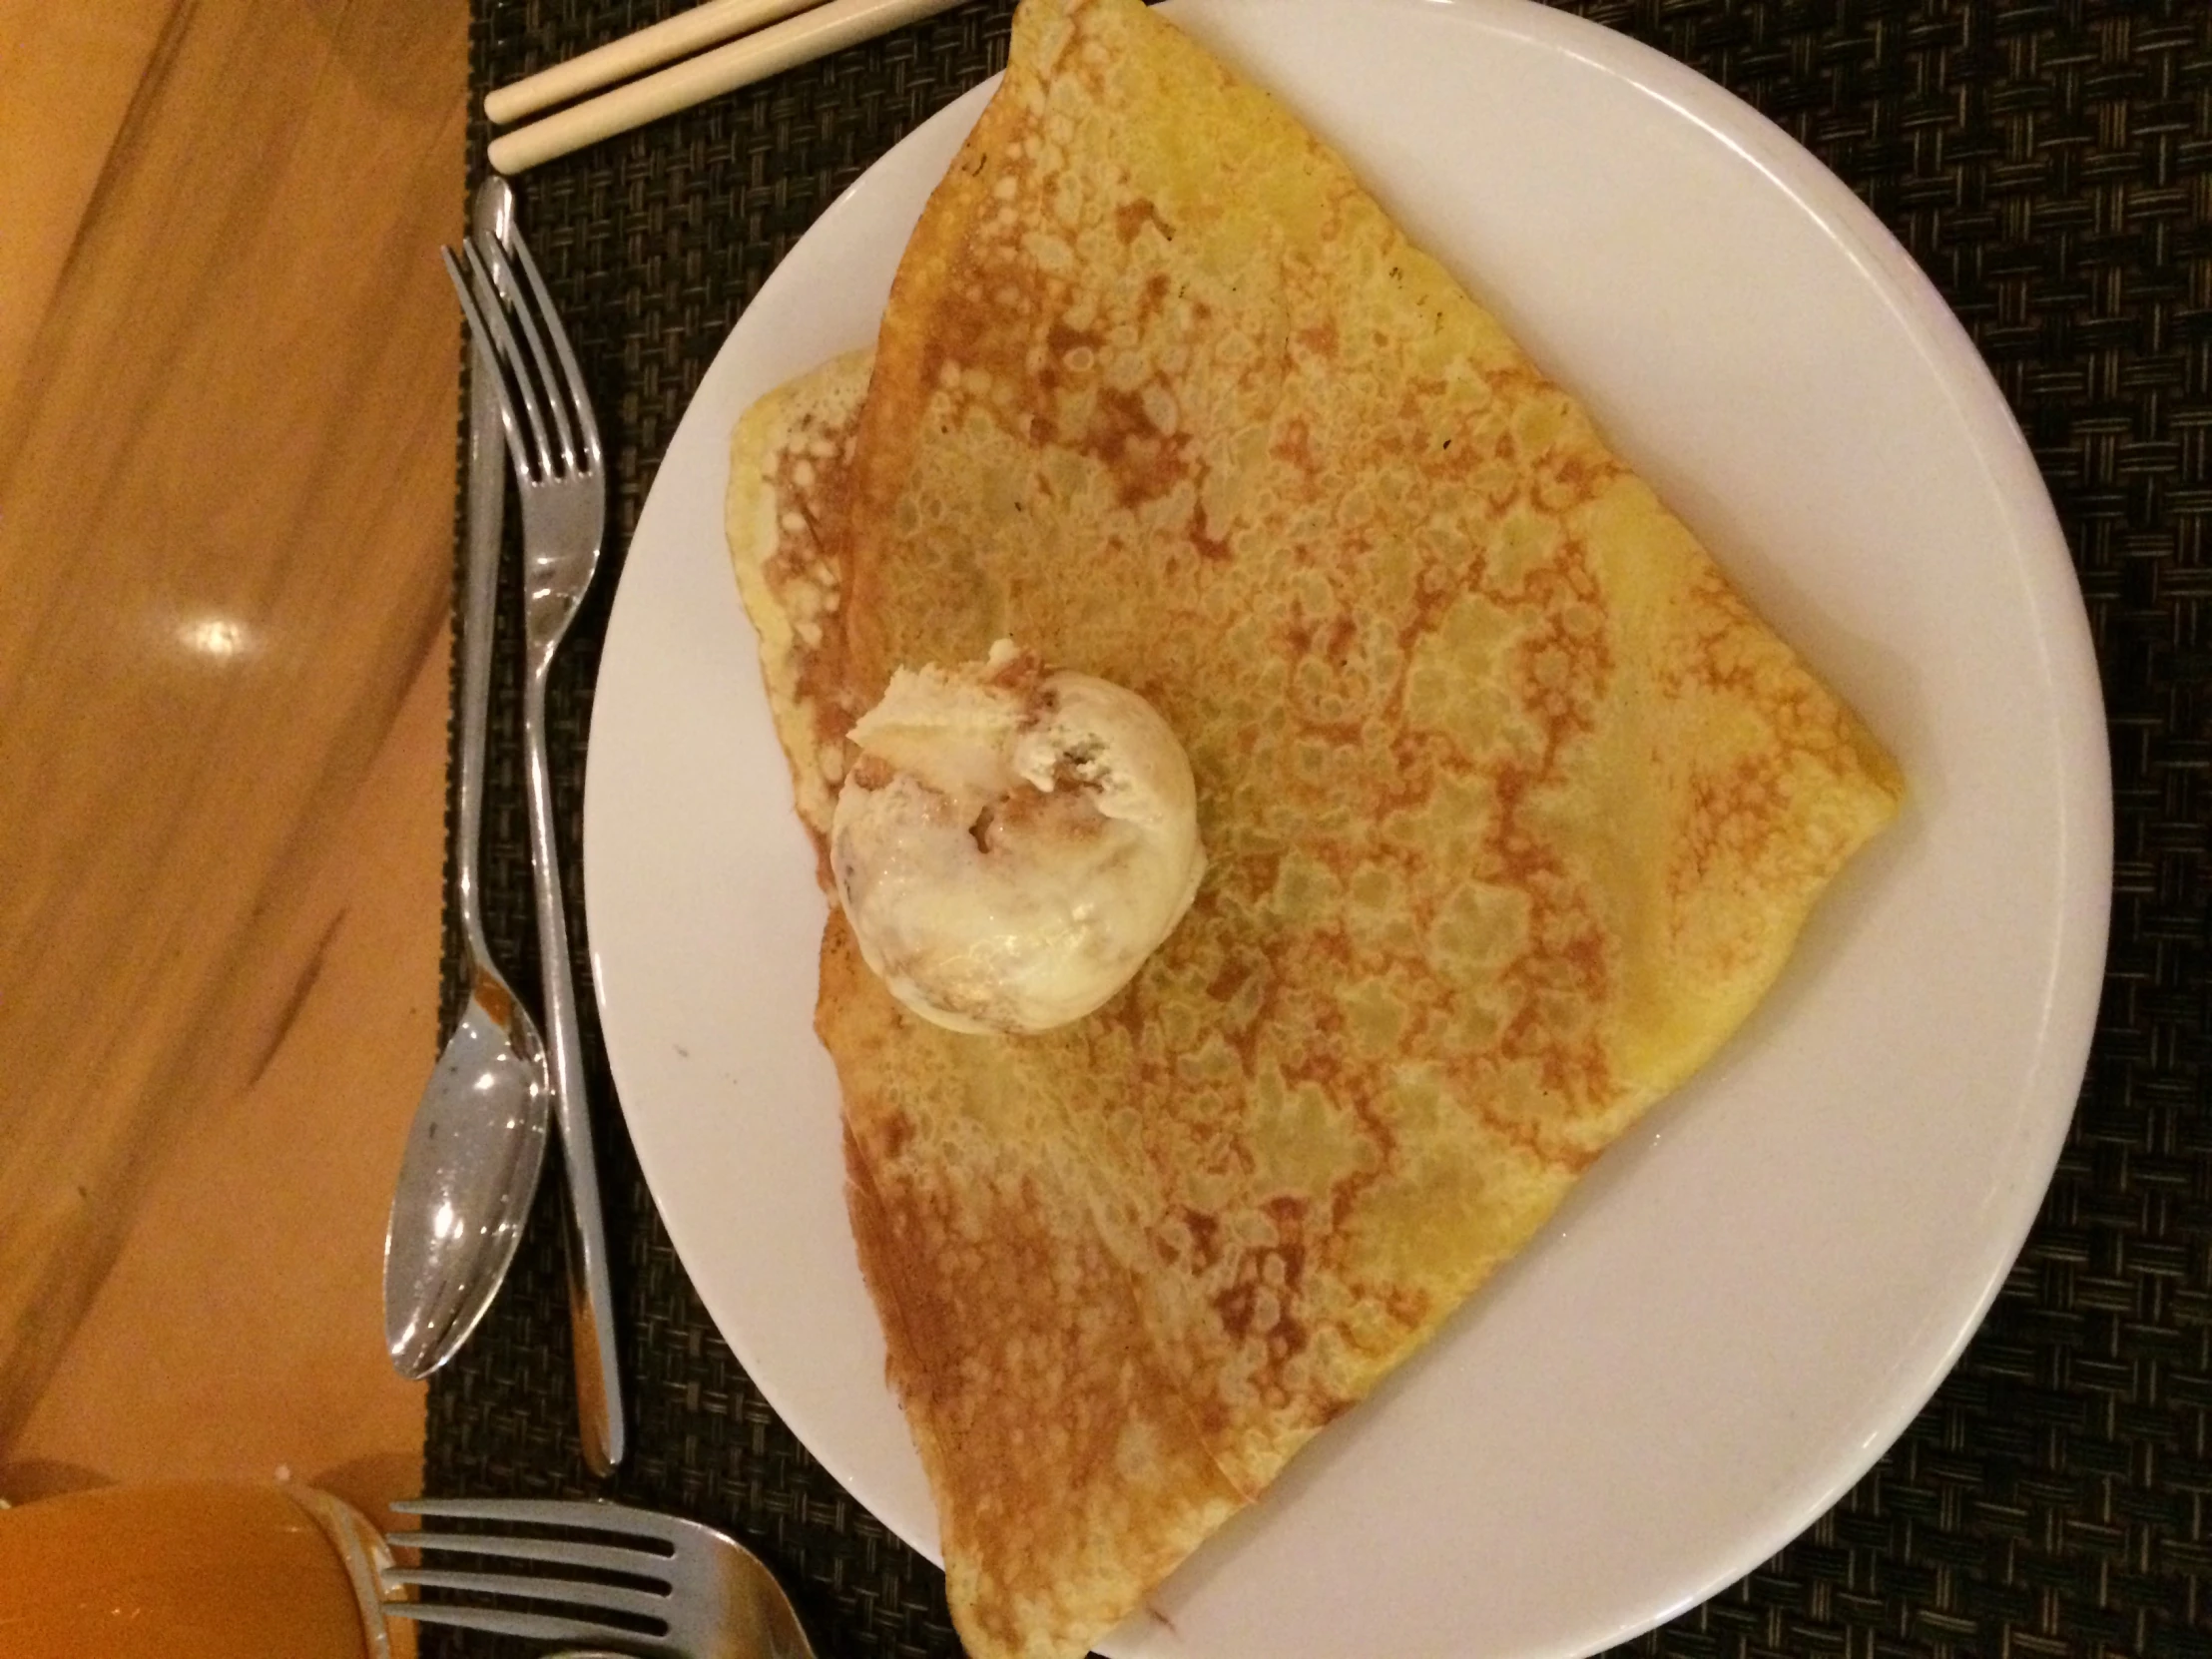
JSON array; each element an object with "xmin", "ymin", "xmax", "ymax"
[
  {"xmin": 444, "ymin": 217, "xmax": 624, "ymax": 1474},
  {"xmin": 380, "ymin": 1496, "xmax": 814, "ymax": 1659}
]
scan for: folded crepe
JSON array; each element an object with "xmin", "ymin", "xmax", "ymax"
[{"xmin": 726, "ymin": 1, "xmax": 1903, "ymax": 1654}]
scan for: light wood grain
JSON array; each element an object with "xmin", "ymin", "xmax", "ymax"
[
  {"xmin": 0, "ymin": 0, "xmax": 465, "ymax": 1508},
  {"xmin": 8, "ymin": 638, "xmax": 450, "ymax": 1518},
  {"xmin": 0, "ymin": 0, "xmax": 183, "ymax": 414}
]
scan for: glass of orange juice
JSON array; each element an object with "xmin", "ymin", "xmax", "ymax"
[{"xmin": 0, "ymin": 1479, "xmax": 406, "ymax": 1658}]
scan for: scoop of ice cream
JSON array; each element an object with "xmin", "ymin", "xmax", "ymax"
[{"xmin": 830, "ymin": 640, "xmax": 1205, "ymax": 1035}]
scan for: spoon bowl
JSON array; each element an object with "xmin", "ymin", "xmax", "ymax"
[{"xmin": 383, "ymin": 961, "xmax": 551, "ymax": 1378}]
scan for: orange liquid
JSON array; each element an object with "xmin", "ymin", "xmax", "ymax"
[{"xmin": 0, "ymin": 1482, "xmax": 369, "ymax": 1659}]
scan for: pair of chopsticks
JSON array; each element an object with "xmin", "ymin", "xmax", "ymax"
[{"xmin": 487, "ymin": 0, "xmax": 965, "ymax": 175}]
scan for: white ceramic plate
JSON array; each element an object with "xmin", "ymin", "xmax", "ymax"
[{"xmin": 583, "ymin": 3, "xmax": 2110, "ymax": 1655}]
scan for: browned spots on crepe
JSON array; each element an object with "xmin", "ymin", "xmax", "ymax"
[
  {"xmin": 724, "ymin": 0, "xmax": 1903, "ymax": 1654},
  {"xmin": 724, "ymin": 346, "xmax": 874, "ymax": 856}
]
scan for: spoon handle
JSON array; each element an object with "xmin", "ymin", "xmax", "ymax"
[
  {"xmin": 522, "ymin": 659, "xmax": 626, "ymax": 1474},
  {"xmin": 453, "ymin": 177, "xmax": 516, "ymax": 961}
]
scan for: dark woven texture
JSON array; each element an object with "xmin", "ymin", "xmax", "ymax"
[{"xmin": 427, "ymin": 2, "xmax": 2212, "ymax": 1655}]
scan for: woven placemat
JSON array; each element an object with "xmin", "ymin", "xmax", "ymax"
[{"xmin": 426, "ymin": 2, "xmax": 2211, "ymax": 1655}]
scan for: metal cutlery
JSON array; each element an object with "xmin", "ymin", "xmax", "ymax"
[
  {"xmin": 443, "ymin": 211, "xmax": 625, "ymax": 1472},
  {"xmin": 381, "ymin": 1495, "xmax": 814, "ymax": 1659},
  {"xmin": 384, "ymin": 176, "xmax": 552, "ymax": 1381}
]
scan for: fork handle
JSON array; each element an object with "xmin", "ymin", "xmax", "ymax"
[{"xmin": 522, "ymin": 662, "xmax": 626, "ymax": 1473}]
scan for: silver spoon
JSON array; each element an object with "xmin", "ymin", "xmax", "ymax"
[{"xmin": 382, "ymin": 176, "xmax": 552, "ymax": 1381}]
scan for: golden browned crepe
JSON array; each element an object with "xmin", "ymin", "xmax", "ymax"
[
  {"xmin": 724, "ymin": 346, "xmax": 874, "ymax": 844},
  {"xmin": 726, "ymin": 1, "xmax": 1904, "ymax": 1654}
]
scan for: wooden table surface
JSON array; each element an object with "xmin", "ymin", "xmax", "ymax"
[{"xmin": 0, "ymin": 0, "xmax": 466, "ymax": 1525}]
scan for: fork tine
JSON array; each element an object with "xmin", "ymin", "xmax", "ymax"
[
  {"xmin": 506, "ymin": 222, "xmax": 602, "ymax": 473},
  {"xmin": 381, "ymin": 1565, "xmax": 671, "ymax": 1621},
  {"xmin": 442, "ymin": 250, "xmax": 531, "ymax": 481},
  {"xmin": 477, "ymin": 226, "xmax": 579, "ymax": 474},
  {"xmin": 391, "ymin": 1495, "xmax": 679, "ymax": 1544},
  {"xmin": 379, "ymin": 1599, "xmax": 634, "ymax": 1643},
  {"xmin": 460, "ymin": 240, "xmax": 556, "ymax": 480},
  {"xmin": 398, "ymin": 1528, "xmax": 672, "ymax": 1578}
]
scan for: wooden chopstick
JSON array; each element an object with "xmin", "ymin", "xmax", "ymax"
[
  {"xmin": 486, "ymin": 0, "xmax": 967, "ymax": 176},
  {"xmin": 485, "ymin": 0, "xmax": 823, "ymax": 128}
]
